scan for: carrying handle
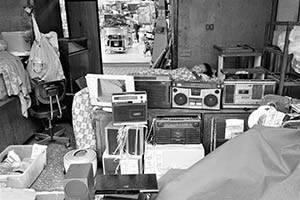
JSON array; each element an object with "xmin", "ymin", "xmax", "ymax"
[
  {"xmin": 31, "ymin": 14, "xmax": 41, "ymax": 42},
  {"xmin": 72, "ymin": 149, "xmax": 88, "ymax": 157}
]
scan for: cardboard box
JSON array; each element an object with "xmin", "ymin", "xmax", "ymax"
[
  {"xmin": 102, "ymin": 150, "xmax": 143, "ymax": 175},
  {"xmin": 105, "ymin": 122, "xmax": 145, "ymax": 155},
  {"xmin": 0, "ymin": 145, "xmax": 47, "ymax": 188},
  {"xmin": 144, "ymin": 143, "xmax": 205, "ymax": 179}
]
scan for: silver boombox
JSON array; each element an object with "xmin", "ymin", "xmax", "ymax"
[
  {"xmin": 223, "ymin": 80, "xmax": 277, "ymax": 108},
  {"xmin": 172, "ymin": 81, "xmax": 222, "ymax": 110}
]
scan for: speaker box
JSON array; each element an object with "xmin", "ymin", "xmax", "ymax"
[
  {"xmin": 134, "ymin": 76, "xmax": 172, "ymax": 109},
  {"xmin": 63, "ymin": 163, "xmax": 95, "ymax": 200},
  {"xmin": 105, "ymin": 121, "xmax": 145, "ymax": 155}
]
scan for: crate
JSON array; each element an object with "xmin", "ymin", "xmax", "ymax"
[{"xmin": 0, "ymin": 145, "xmax": 47, "ymax": 188}]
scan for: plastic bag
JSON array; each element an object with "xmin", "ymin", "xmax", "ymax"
[
  {"xmin": 277, "ymin": 26, "xmax": 300, "ymax": 74},
  {"xmin": 26, "ymin": 14, "xmax": 65, "ymax": 82},
  {"xmin": 248, "ymin": 105, "xmax": 287, "ymax": 128}
]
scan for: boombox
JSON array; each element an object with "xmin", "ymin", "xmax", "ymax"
[
  {"xmin": 172, "ymin": 81, "xmax": 222, "ymax": 110},
  {"xmin": 134, "ymin": 75, "xmax": 172, "ymax": 108},
  {"xmin": 153, "ymin": 115, "xmax": 201, "ymax": 144},
  {"xmin": 223, "ymin": 80, "xmax": 277, "ymax": 108},
  {"xmin": 112, "ymin": 91, "xmax": 147, "ymax": 125}
]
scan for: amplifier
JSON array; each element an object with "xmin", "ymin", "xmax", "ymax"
[
  {"xmin": 134, "ymin": 75, "xmax": 171, "ymax": 109},
  {"xmin": 172, "ymin": 81, "xmax": 222, "ymax": 110},
  {"xmin": 223, "ymin": 80, "xmax": 277, "ymax": 108},
  {"xmin": 112, "ymin": 91, "xmax": 147, "ymax": 125},
  {"xmin": 153, "ymin": 115, "xmax": 201, "ymax": 144}
]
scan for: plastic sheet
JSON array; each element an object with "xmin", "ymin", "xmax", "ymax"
[{"xmin": 155, "ymin": 126, "xmax": 300, "ymax": 200}]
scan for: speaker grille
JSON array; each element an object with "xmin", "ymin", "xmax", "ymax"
[
  {"xmin": 155, "ymin": 128, "xmax": 171, "ymax": 144},
  {"xmin": 65, "ymin": 180, "xmax": 89, "ymax": 200},
  {"xmin": 203, "ymin": 94, "xmax": 218, "ymax": 107},
  {"xmin": 224, "ymin": 85, "xmax": 235, "ymax": 103},
  {"xmin": 264, "ymin": 85, "xmax": 275, "ymax": 95},
  {"xmin": 135, "ymin": 81, "xmax": 171, "ymax": 108},
  {"xmin": 252, "ymin": 85, "xmax": 263, "ymax": 99},
  {"xmin": 174, "ymin": 93, "xmax": 188, "ymax": 105},
  {"xmin": 186, "ymin": 129, "xmax": 201, "ymax": 144}
]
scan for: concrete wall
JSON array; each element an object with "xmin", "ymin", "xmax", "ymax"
[
  {"xmin": 0, "ymin": 0, "xmax": 62, "ymax": 38},
  {"xmin": 0, "ymin": 0, "xmax": 32, "ymax": 33},
  {"xmin": 177, "ymin": 0, "xmax": 273, "ymax": 68}
]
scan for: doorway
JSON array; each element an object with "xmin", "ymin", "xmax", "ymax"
[
  {"xmin": 60, "ymin": 0, "xmax": 157, "ymax": 75},
  {"xmin": 99, "ymin": 0, "xmax": 155, "ymax": 64}
]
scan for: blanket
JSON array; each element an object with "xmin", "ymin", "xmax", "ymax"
[{"xmin": 0, "ymin": 51, "xmax": 31, "ymax": 117}]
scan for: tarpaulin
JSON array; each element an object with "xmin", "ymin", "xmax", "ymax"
[{"xmin": 155, "ymin": 125, "xmax": 300, "ymax": 200}]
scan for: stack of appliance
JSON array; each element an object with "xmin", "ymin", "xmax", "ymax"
[
  {"xmin": 144, "ymin": 114, "xmax": 205, "ymax": 178},
  {"xmin": 134, "ymin": 75, "xmax": 223, "ymax": 110},
  {"xmin": 98, "ymin": 69, "xmax": 277, "ymax": 178},
  {"xmin": 133, "ymin": 67, "xmax": 277, "ymax": 110},
  {"xmin": 130, "ymin": 70, "xmax": 277, "ymax": 178},
  {"xmin": 102, "ymin": 91, "xmax": 148, "ymax": 175}
]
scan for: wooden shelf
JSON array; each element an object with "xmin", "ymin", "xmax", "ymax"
[
  {"xmin": 263, "ymin": 21, "xmax": 300, "ymax": 96},
  {"xmin": 58, "ymin": 37, "xmax": 90, "ymax": 94}
]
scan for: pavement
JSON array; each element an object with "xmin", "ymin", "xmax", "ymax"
[{"xmin": 102, "ymin": 38, "xmax": 151, "ymax": 75}]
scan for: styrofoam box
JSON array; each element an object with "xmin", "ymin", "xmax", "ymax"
[
  {"xmin": 144, "ymin": 143, "xmax": 205, "ymax": 179},
  {"xmin": 0, "ymin": 145, "xmax": 47, "ymax": 188},
  {"xmin": 1, "ymin": 31, "xmax": 31, "ymax": 53}
]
